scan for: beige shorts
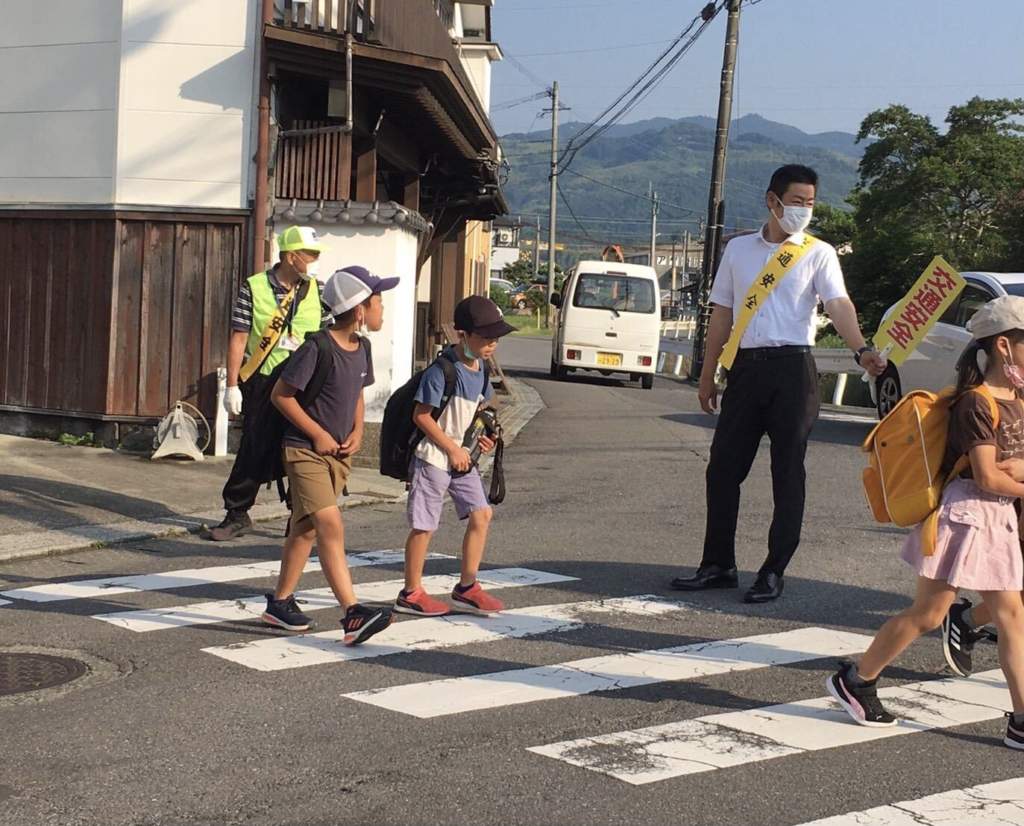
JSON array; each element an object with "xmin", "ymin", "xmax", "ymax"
[{"xmin": 283, "ymin": 447, "xmax": 351, "ymax": 531}]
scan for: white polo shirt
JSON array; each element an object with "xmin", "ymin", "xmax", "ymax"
[{"xmin": 709, "ymin": 227, "xmax": 848, "ymax": 348}]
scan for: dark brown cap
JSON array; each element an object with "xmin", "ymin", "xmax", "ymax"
[{"xmin": 454, "ymin": 295, "xmax": 516, "ymax": 338}]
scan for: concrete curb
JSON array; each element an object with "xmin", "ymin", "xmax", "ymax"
[{"xmin": 0, "ymin": 377, "xmax": 546, "ymax": 564}]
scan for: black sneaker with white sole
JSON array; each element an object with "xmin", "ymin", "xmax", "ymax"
[
  {"xmin": 942, "ymin": 598, "xmax": 987, "ymax": 678},
  {"xmin": 1005, "ymin": 712, "xmax": 1024, "ymax": 750},
  {"xmin": 342, "ymin": 604, "xmax": 393, "ymax": 646},
  {"xmin": 261, "ymin": 593, "xmax": 312, "ymax": 632},
  {"xmin": 826, "ymin": 661, "xmax": 897, "ymax": 727}
]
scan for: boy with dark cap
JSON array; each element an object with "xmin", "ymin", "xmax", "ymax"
[
  {"xmin": 396, "ymin": 295, "xmax": 515, "ymax": 617},
  {"xmin": 262, "ymin": 266, "xmax": 399, "ymax": 645}
]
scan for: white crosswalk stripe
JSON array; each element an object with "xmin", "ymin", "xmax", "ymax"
[
  {"xmin": 528, "ymin": 668, "xmax": 1010, "ymax": 785},
  {"xmin": 793, "ymin": 777, "xmax": 1024, "ymax": 825},
  {"xmin": 0, "ymin": 550, "xmax": 442, "ymax": 603},
  {"xmin": 342, "ymin": 627, "xmax": 873, "ymax": 718},
  {"xmin": 93, "ymin": 568, "xmax": 578, "ymax": 632},
  {"xmin": 202, "ymin": 595, "xmax": 688, "ymax": 672}
]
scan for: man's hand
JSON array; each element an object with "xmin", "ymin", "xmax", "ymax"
[
  {"xmin": 858, "ymin": 349, "xmax": 888, "ymax": 377},
  {"xmin": 339, "ymin": 429, "xmax": 363, "ymax": 457},
  {"xmin": 479, "ymin": 435, "xmax": 496, "ymax": 454},
  {"xmin": 447, "ymin": 444, "xmax": 472, "ymax": 472},
  {"xmin": 698, "ymin": 373, "xmax": 719, "ymax": 415},
  {"xmin": 997, "ymin": 458, "xmax": 1024, "ymax": 482},
  {"xmin": 224, "ymin": 385, "xmax": 243, "ymax": 415},
  {"xmin": 313, "ymin": 431, "xmax": 342, "ymax": 457}
]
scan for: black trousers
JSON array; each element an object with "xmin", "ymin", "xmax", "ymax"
[
  {"xmin": 701, "ymin": 350, "xmax": 820, "ymax": 577},
  {"xmin": 221, "ymin": 373, "xmax": 273, "ymax": 516}
]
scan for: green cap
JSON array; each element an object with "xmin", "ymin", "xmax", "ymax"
[{"xmin": 278, "ymin": 225, "xmax": 328, "ymax": 253}]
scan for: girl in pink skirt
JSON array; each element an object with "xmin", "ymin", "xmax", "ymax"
[{"xmin": 828, "ymin": 296, "xmax": 1024, "ymax": 749}]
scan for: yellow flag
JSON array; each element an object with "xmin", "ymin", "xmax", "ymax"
[{"xmin": 873, "ymin": 256, "xmax": 966, "ymax": 367}]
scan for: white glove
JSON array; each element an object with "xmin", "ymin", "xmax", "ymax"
[{"xmin": 224, "ymin": 385, "xmax": 243, "ymax": 415}]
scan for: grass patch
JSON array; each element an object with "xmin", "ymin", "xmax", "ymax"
[{"xmin": 506, "ymin": 314, "xmax": 553, "ymax": 338}]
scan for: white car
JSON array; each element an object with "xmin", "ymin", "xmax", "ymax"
[
  {"xmin": 873, "ymin": 271, "xmax": 1024, "ymax": 417},
  {"xmin": 490, "ymin": 278, "xmax": 516, "ymax": 294}
]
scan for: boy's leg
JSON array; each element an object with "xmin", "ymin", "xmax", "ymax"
[
  {"xmin": 404, "ymin": 529, "xmax": 434, "ymax": 592},
  {"xmin": 404, "ymin": 459, "xmax": 446, "ymax": 591},
  {"xmin": 274, "ymin": 518, "xmax": 316, "ymax": 600},
  {"xmin": 310, "ymin": 506, "xmax": 357, "ymax": 608},
  {"xmin": 460, "ymin": 507, "xmax": 493, "ymax": 586}
]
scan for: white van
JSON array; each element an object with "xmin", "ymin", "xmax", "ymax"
[{"xmin": 550, "ymin": 261, "xmax": 661, "ymax": 389}]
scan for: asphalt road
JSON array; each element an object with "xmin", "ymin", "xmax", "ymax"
[{"xmin": 0, "ymin": 336, "xmax": 1016, "ymax": 826}]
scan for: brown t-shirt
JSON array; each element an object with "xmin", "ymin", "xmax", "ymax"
[{"xmin": 945, "ymin": 390, "xmax": 1024, "ymax": 478}]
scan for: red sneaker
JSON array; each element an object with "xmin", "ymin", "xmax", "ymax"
[
  {"xmin": 451, "ymin": 582, "xmax": 504, "ymax": 615},
  {"xmin": 394, "ymin": 587, "xmax": 450, "ymax": 617}
]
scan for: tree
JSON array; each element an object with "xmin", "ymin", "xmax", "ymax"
[
  {"xmin": 502, "ymin": 257, "xmax": 563, "ymax": 290},
  {"xmin": 844, "ymin": 97, "xmax": 1024, "ymax": 327},
  {"xmin": 809, "ymin": 203, "xmax": 855, "ymax": 251}
]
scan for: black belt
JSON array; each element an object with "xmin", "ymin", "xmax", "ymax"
[{"xmin": 735, "ymin": 345, "xmax": 811, "ymax": 361}]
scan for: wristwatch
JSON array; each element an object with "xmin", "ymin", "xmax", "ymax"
[{"xmin": 854, "ymin": 346, "xmax": 874, "ymax": 365}]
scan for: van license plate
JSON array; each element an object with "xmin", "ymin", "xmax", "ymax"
[{"xmin": 597, "ymin": 352, "xmax": 622, "ymax": 367}]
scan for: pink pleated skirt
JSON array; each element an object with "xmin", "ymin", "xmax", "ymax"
[{"xmin": 901, "ymin": 478, "xmax": 1023, "ymax": 591}]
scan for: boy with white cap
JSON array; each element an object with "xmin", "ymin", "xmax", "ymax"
[{"xmin": 262, "ymin": 266, "xmax": 399, "ymax": 645}]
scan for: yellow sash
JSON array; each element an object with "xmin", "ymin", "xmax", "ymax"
[
  {"xmin": 239, "ymin": 283, "xmax": 300, "ymax": 383},
  {"xmin": 719, "ymin": 233, "xmax": 818, "ymax": 370}
]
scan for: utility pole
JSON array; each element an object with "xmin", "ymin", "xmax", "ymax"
[
  {"xmin": 648, "ymin": 186, "xmax": 658, "ymax": 268},
  {"xmin": 690, "ymin": 0, "xmax": 742, "ymax": 379},
  {"xmin": 682, "ymin": 229, "xmax": 691, "ymax": 290},
  {"xmin": 533, "ymin": 216, "xmax": 541, "ymax": 284},
  {"xmin": 670, "ymin": 235, "xmax": 678, "ymax": 307},
  {"xmin": 545, "ymin": 80, "xmax": 560, "ymax": 328}
]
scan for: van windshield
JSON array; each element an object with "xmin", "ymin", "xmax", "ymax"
[{"xmin": 572, "ymin": 273, "xmax": 655, "ymax": 314}]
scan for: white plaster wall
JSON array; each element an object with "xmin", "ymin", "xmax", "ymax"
[
  {"xmin": 491, "ymin": 245, "xmax": 520, "ymax": 274},
  {"xmin": 0, "ymin": 1, "xmax": 120, "ymax": 204},
  {"xmin": 271, "ymin": 221, "xmax": 419, "ymax": 423},
  {"xmin": 458, "ymin": 50, "xmax": 493, "ymax": 113},
  {"xmin": 116, "ymin": 0, "xmax": 258, "ymax": 208}
]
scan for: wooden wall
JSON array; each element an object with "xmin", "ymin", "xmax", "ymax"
[{"xmin": 0, "ymin": 212, "xmax": 246, "ymax": 421}]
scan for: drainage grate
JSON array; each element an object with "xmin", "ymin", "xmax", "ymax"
[{"xmin": 0, "ymin": 652, "xmax": 88, "ymax": 696}]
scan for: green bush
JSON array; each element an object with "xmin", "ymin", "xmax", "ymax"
[{"xmin": 489, "ymin": 284, "xmax": 511, "ymax": 312}]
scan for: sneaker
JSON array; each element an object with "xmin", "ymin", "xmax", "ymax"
[
  {"xmin": 1005, "ymin": 712, "xmax": 1024, "ymax": 750},
  {"xmin": 942, "ymin": 598, "xmax": 986, "ymax": 678},
  {"xmin": 826, "ymin": 661, "xmax": 897, "ymax": 728},
  {"xmin": 205, "ymin": 512, "xmax": 252, "ymax": 541},
  {"xmin": 395, "ymin": 588, "xmax": 450, "ymax": 617},
  {"xmin": 451, "ymin": 581, "xmax": 504, "ymax": 615},
  {"xmin": 342, "ymin": 604, "xmax": 393, "ymax": 646},
  {"xmin": 261, "ymin": 593, "xmax": 311, "ymax": 632}
]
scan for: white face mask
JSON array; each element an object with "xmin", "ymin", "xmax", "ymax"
[
  {"xmin": 300, "ymin": 258, "xmax": 321, "ymax": 282},
  {"xmin": 771, "ymin": 197, "xmax": 813, "ymax": 236}
]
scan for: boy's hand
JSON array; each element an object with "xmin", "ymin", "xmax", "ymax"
[
  {"xmin": 447, "ymin": 444, "xmax": 472, "ymax": 472},
  {"xmin": 339, "ymin": 429, "xmax": 363, "ymax": 457},
  {"xmin": 313, "ymin": 431, "xmax": 341, "ymax": 456},
  {"xmin": 479, "ymin": 435, "xmax": 496, "ymax": 454},
  {"xmin": 997, "ymin": 458, "xmax": 1024, "ymax": 481}
]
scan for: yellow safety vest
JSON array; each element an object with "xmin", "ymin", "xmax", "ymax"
[{"xmin": 243, "ymin": 271, "xmax": 322, "ymax": 378}]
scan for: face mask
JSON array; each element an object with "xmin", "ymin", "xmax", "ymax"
[
  {"xmin": 1004, "ymin": 354, "xmax": 1024, "ymax": 391},
  {"xmin": 462, "ymin": 339, "xmax": 478, "ymax": 360},
  {"xmin": 772, "ymin": 197, "xmax": 813, "ymax": 236},
  {"xmin": 300, "ymin": 258, "xmax": 320, "ymax": 282}
]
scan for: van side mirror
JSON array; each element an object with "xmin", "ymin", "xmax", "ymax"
[{"xmin": 550, "ymin": 292, "xmax": 562, "ymax": 308}]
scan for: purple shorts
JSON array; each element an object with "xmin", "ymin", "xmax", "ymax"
[{"xmin": 407, "ymin": 457, "xmax": 490, "ymax": 532}]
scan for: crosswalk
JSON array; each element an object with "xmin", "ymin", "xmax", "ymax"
[{"xmin": 3, "ymin": 547, "xmax": 1020, "ymax": 822}]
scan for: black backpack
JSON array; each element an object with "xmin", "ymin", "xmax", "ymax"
[{"xmin": 379, "ymin": 348, "xmax": 463, "ymax": 482}]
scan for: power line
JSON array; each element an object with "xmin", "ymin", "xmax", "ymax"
[
  {"xmin": 557, "ymin": 181, "xmax": 600, "ymax": 243},
  {"xmin": 556, "ymin": 1, "xmax": 724, "ymax": 174},
  {"xmin": 562, "ymin": 169, "xmax": 702, "ymax": 216}
]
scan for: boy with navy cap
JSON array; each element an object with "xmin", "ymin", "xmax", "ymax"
[
  {"xmin": 397, "ymin": 295, "xmax": 515, "ymax": 617},
  {"xmin": 262, "ymin": 266, "xmax": 399, "ymax": 644}
]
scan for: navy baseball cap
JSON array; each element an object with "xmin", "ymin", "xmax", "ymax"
[{"xmin": 454, "ymin": 295, "xmax": 515, "ymax": 338}]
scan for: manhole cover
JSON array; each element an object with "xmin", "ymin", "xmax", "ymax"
[{"xmin": 0, "ymin": 652, "xmax": 88, "ymax": 696}]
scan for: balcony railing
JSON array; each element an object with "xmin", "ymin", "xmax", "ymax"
[
  {"xmin": 274, "ymin": 0, "xmax": 480, "ymax": 112},
  {"xmin": 275, "ymin": 121, "xmax": 350, "ymax": 202}
]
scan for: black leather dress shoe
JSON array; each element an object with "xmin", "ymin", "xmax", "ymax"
[
  {"xmin": 744, "ymin": 572, "xmax": 784, "ymax": 603},
  {"xmin": 669, "ymin": 565, "xmax": 739, "ymax": 591}
]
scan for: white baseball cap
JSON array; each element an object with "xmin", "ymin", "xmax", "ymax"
[
  {"xmin": 966, "ymin": 295, "xmax": 1024, "ymax": 339},
  {"xmin": 321, "ymin": 266, "xmax": 400, "ymax": 315}
]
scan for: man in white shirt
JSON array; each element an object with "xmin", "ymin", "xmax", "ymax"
[{"xmin": 671, "ymin": 165, "xmax": 886, "ymax": 603}]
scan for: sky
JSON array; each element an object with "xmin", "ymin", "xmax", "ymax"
[{"xmin": 490, "ymin": 0, "xmax": 1024, "ymax": 138}]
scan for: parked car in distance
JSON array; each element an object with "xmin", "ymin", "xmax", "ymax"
[
  {"xmin": 490, "ymin": 277, "xmax": 515, "ymax": 294},
  {"xmin": 512, "ymin": 283, "xmax": 546, "ymax": 310},
  {"xmin": 873, "ymin": 271, "xmax": 1024, "ymax": 418}
]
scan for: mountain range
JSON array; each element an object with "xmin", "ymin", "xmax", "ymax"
[{"xmin": 500, "ymin": 114, "xmax": 864, "ymax": 251}]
